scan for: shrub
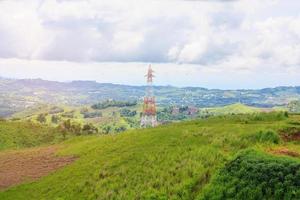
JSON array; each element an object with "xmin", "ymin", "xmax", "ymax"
[
  {"xmin": 61, "ymin": 111, "xmax": 74, "ymax": 118},
  {"xmin": 114, "ymin": 126, "xmax": 127, "ymax": 133},
  {"xmin": 82, "ymin": 123, "xmax": 98, "ymax": 134},
  {"xmin": 200, "ymin": 150, "xmax": 300, "ymax": 200},
  {"xmin": 51, "ymin": 115, "xmax": 60, "ymax": 124},
  {"xmin": 83, "ymin": 111, "xmax": 102, "ymax": 118},
  {"xmin": 49, "ymin": 106, "xmax": 64, "ymax": 114},
  {"xmin": 37, "ymin": 113, "xmax": 47, "ymax": 123},
  {"xmin": 245, "ymin": 130, "xmax": 280, "ymax": 144}
]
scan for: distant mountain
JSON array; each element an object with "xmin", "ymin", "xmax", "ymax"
[{"xmin": 0, "ymin": 77, "xmax": 299, "ymax": 117}]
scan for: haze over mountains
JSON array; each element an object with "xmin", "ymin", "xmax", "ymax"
[{"xmin": 1, "ymin": 77, "xmax": 300, "ymax": 117}]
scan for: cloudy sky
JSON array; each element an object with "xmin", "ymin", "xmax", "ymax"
[{"xmin": 0, "ymin": 0, "xmax": 300, "ymax": 89}]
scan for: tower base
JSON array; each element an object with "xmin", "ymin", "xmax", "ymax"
[{"xmin": 141, "ymin": 115, "xmax": 157, "ymax": 128}]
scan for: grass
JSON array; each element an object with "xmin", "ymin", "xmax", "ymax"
[
  {"xmin": 204, "ymin": 103, "xmax": 260, "ymax": 115},
  {"xmin": 1, "ymin": 112, "xmax": 300, "ymax": 199},
  {"xmin": 0, "ymin": 120, "xmax": 65, "ymax": 151}
]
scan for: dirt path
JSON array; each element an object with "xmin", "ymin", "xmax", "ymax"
[
  {"xmin": 269, "ymin": 147, "xmax": 300, "ymax": 158},
  {"xmin": 0, "ymin": 146, "xmax": 76, "ymax": 190}
]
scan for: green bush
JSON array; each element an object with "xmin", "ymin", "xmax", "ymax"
[
  {"xmin": 246, "ymin": 130, "xmax": 280, "ymax": 144},
  {"xmin": 200, "ymin": 150, "xmax": 300, "ymax": 200}
]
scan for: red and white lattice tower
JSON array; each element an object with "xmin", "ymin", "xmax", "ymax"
[{"xmin": 141, "ymin": 64, "xmax": 157, "ymax": 127}]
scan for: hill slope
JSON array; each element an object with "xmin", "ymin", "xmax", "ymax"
[
  {"xmin": 203, "ymin": 103, "xmax": 260, "ymax": 115},
  {"xmin": 1, "ymin": 113, "xmax": 300, "ymax": 199},
  {"xmin": 0, "ymin": 120, "xmax": 64, "ymax": 151}
]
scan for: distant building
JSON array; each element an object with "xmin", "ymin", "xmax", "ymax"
[
  {"xmin": 187, "ymin": 106, "xmax": 198, "ymax": 115},
  {"xmin": 172, "ymin": 107, "xmax": 179, "ymax": 115}
]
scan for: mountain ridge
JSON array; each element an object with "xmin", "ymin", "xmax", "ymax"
[{"xmin": 1, "ymin": 77, "xmax": 300, "ymax": 117}]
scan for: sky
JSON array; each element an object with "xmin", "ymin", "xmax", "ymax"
[{"xmin": 0, "ymin": 0, "xmax": 300, "ymax": 89}]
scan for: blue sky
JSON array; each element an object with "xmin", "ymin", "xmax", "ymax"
[{"xmin": 0, "ymin": 0, "xmax": 300, "ymax": 89}]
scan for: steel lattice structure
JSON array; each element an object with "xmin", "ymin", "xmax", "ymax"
[{"xmin": 141, "ymin": 65, "xmax": 157, "ymax": 127}]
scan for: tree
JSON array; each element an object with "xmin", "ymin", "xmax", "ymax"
[
  {"xmin": 51, "ymin": 115, "xmax": 60, "ymax": 124},
  {"xmin": 120, "ymin": 109, "xmax": 137, "ymax": 117},
  {"xmin": 115, "ymin": 126, "xmax": 127, "ymax": 133},
  {"xmin": 102, "ymin": 125, "xmax": 112, "ymax": 134},
  {"xmin": 82, "ymin": 123, "xmax": 98, "ymax": 134},
  {"xmin": 37, "ymin": 113, "xmax": 47, "ymax": 123}
]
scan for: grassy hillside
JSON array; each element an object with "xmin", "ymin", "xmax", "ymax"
[
  {"xmin": 1, "ymin": 112, "xmax": 300, "ymax": 199},
  {"xmin": 10, "ymin": 103, "xmax": 142, "ymax": 133},
  {"xmin": 0, "ymin": 120, "xmax": 65, "ymax": 151},
  {"xmin": 203, "ymin": 103, "xmax": 260, "ymax": 115}
]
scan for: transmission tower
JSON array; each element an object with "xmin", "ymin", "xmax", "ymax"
[{"xmin": 141, "ymin": 64, "xmax": 157, "ymax": 127}]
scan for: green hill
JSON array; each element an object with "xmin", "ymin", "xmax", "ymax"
[
  {"xmin": 0, "ymin": 120, "xmax": 65, "ymax": 151},
  {"xmin": 204, "ymin": 103, "xmax": 260, "ymax": 115},
  {"xmin": 10, "ymin": 103, "xmax": 142, "ymax": 134},
  {"xmin": 1, "ymin": 112, "xmax": 300, "ymax": 199}
]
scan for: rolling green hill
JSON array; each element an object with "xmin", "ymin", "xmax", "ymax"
[
  {"xmin": 10, "ymin": 103, "xmax": 142, "ymax": 133},
  {"xmin": 0, "ymin": 120, "xmax": 65, "ymax": 151},
  {"xmin": 1, "ymin": 112, "xmax": 300, "ymax": 199},
  {"xmin": 203, "ymin": 103, "xmax": 260, "ymax": 115}
]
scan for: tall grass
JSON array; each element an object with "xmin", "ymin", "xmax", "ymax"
[{"xmin": 0, "ymin": 112, "xmax": 299, "ymax": 200}]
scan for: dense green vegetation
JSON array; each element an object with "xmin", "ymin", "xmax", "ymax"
[
  {"xmin": 157, "ymin": 106, "xmax": 198, "ymax": 122},
  {"xmin": 91, "ymin": 100, "xmax": 137, "ymax": 110},
  {"xmin": 1, "ymin": 112, "xmax": 300, "ymax": 199},
  {"xmin": 201, "ymin": 150, "xmax": 300, "ymax": 200}
]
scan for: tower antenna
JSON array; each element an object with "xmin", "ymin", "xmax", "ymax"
[{"xmin": 141, "ymin": 64, "xmax": 157, "ymax": 127}]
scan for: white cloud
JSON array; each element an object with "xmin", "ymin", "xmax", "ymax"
[{"xmin": 0, "ymin": 0, "xmax": 300, "ymax": 88}]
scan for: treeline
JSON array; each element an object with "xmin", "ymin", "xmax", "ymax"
[
  {"xmin": 157, "ymin": 106, "xmax": 198, "ymax": 122},
  {"xmin": 57, "ymin": 119, "xmax": 98, "ymax": 139},
  {"xmin": 91, "ymin": 100, "xmax": 137, "ymax": 110},
  {"xmin": 120, "ymin": 108, "xmax": 137, "ymax": 117}
]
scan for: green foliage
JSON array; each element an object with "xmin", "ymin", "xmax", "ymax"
[
  {"xmin": 82, "ymin": 123, "xmax": 98, "ymax": 134},
  {"xmin": 102, "ymin": 125, "xmax": 112, "ymax": 134},
  {"xmin": 245, "ymin": 130, "xmax": 280, "ymax": 144},
  {"xmin": 58, "ymin": 120, "xmax": 100, "ymax": 136},
  {"xmin": 200, "ymin": 150, "xmax": 300, "ymax": 200},
  {"xmin": 61, "ymin": 111, "xmax": 75, "ymax": 118},
  {"xmin": 120, "ymin": 108, "xmax": 137, "ymax": 117},
  {"xmin": 51, "ymin": 115, "xmax": 60, "ymax": 124},
  {"xmin": 36, "ymin": 113, "xmax": 47, "ymax": 123},
  {"xmin": 157, "ymin": 106, "xmax": 196, "ymax": 122},
  {"xmin": 49, "ymin": 106, "xmax": 64, "ymax": 114},
  {"xmin": 82, "ymin": 111, "xmax": 102, "ymax": 118},
  {"xmin": 114, "ymin": 125, "xmax": 127, "ymax": 133},
  {"xmin": 91, "ymin": 100, "xmax": 137, "ymax": 110}
]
